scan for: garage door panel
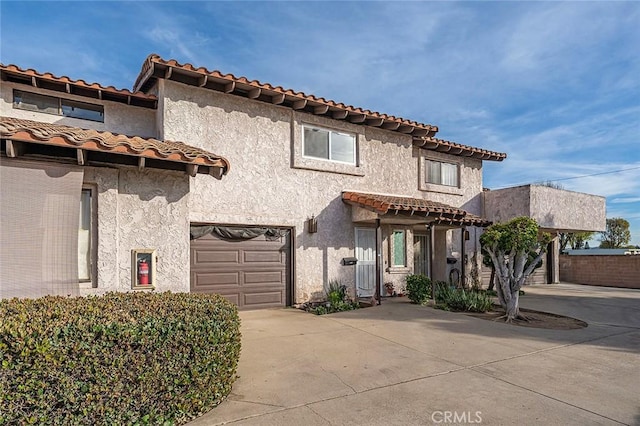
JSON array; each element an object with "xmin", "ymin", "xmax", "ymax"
[
  {"xmin": 190, "ymin": 228, "xmax": 291, "ymax": 309},
  {"xmin": 194, "ymin": 249, "xmax": 240, "ymax": 265},
  {"xmin": 243, "ymin": 251, "xmax": 284, "ymax": 263},
  {"xmin": 243, "ymin": 291, "xmax": 284, "ymax": 307},
  {"xmin": 244, "ymin": 271, "xmax": 284, "ymax": 285},
  {"xmin": 192, "ymin": 271, "xmax": 240, "ymax": 286},
  {"xmin": 215, "ymin": 293, "xmax": 240, "ymax": 306}
]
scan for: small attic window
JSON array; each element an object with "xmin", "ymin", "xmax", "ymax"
[{"xmin": 13, "ymin": 90, "xmax": 104, "ymax": 122}]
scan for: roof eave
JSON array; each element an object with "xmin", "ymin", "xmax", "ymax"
[
  {"xmin": 413, "ymin": 137, "xmax": 507, "ymax": 162},
  {"xmin": 0, "ymin": 117, "xmax": 229, "ymax": 177},
  {"xmin": 1, "ymin": 135, "xmax": 229, "ymax": 177},
  {"xmin": 0, "ymin": 65, "xmax": 158, "ymax": 109},
  {"xmin": 342, "ymin": 191, "xmax": 492, "ymax": 227},
  {"xmin": 133, "ymin": 55, "xmax": 439, "ymax": 138}
]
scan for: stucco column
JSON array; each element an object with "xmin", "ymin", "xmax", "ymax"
[
  {"xmin": 375, "ymin": 219, "xmax": 381, "ymax": 305},
  {"xmin": 551, "ymin": 235, "xmax": 560, "ymax": 284},
  {"xmin": 460, "ymin": 227, "xmax": 466, "ymax": 288},
  {"xmin": 430, "ymin": 225, "xmax": 435, "ymax": 299},
  {"xmin": 432, "ymin": 228, "xmax": 448, "ymax": 282}
]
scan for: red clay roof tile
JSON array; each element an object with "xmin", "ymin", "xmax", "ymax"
[
  {"xmin": 0, "ymin": 117, "xmax": 229, "ymax": 173},
  {"xmin": 414, "ymin": 136, "xmax": 506, "ymax": 161},
  {"xmin": 133, "ymin": 54, "xmax": 438, "ymax": 137},
  {"xmin": 0, "ymin": 63, "xmax": 157, "ymax": 108},
  {"xmin": 342, "ymin": 191, "xmax": 491, "ymax": 226}
]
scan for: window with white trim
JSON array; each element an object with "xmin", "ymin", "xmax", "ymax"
[
  {"xmin": 392, "ymin": 230, "xmax": 407, "ymax": 267},
  {"xmin": 426, "ymin": 160, "xmax": 459, "ymax": 187},
  {"xmin": 303, "ymin": 125, "xmax": 356, "ymax": 164}
]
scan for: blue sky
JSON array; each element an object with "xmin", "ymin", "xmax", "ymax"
[{"xmin": 1, "ymin": 1, "xmax": 639, "ymax": 245}]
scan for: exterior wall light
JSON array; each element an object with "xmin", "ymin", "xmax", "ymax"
[{"xmin": 307, "ymin": 215, "xmax": 318, "ymax": 233}]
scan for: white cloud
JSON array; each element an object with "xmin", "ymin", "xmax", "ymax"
[
  {"xmin": 611, "ymin": 197, "xmax": 640, "ymax": 204},
  {"xmin": 2, "ymin": 1, "xmax": 638, "ymax": 243}
]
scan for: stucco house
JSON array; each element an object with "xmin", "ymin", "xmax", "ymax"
[{"xmin": 2, "ymin": 54, "xmax": 517, "ymax": 307}]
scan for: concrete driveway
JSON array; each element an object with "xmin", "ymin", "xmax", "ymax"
[{"xmin": 191, "ymin": 284, "xmax": 640, "ymax": 425}]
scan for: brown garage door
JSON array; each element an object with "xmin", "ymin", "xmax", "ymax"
[{"xmin": 190, "ymin": 230, "xmax": 291, "ymax": 309}]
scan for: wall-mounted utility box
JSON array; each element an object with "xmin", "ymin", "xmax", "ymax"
[{"xmin": 132, "ymin": 249, "xmax": 156, "ymax": 289}]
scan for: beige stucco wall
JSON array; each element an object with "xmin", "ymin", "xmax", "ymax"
[
  {"xmin": 483, "ymin": 185, "xmax": 606, "ymax": 232},
  {"xmin": 530, "ymin": 185, "xmax": 606, "ymax": 232},
  {"xmin": 80, "ymin": 166, "xmax": 190, "ymax": 296},
  {"xmin": 159, "ymin": 80, "xmax": 485, "ymax": 302},
  {"xmin": 0, "ymin": 82, "xmax": 157, "ymax": 138}
]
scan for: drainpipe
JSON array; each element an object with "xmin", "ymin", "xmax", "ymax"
[{"xmin": 375, "ymin": 218, "xmax": 381, "ymax": 305}]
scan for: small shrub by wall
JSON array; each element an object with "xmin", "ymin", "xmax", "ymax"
[
  {"xmin": 0, "ymin": 292, "xmax": 241, "ymax": 424},
  {"xmin": 405, "ymin": 274, "xmax": 432, "ymax": 304},
  {"xmin": 434, "ymin": 282, "xmax": 493, "ymax": 313},
  {"xmin": 560, "ymin": 255, "xmax": 640, "ymax": 289}
]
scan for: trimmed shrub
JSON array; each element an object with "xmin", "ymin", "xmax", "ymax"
[
  {"xmin": 0, "ymin": 292, "xmax": 241, "ymax": 425},
  {"xmin": 435, "ymin": 283, "xmax": 492, "ymax": 313},
  {"xmin": 326, "ymin": 280, "xmax": 347, "ymax": 305},
  {"xmin": 405, "ymin": 274, "xmax": 432, "ymax": 305}
]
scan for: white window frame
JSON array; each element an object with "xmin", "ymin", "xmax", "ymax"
[
  {"xmin": 79, "ymin": 184, "xmax": 98, "ymax": 287},
  {"xmin": 419, "ymin": 152, "xmax": 464, "ymax": 195},
  {"xmin": 302, "ymin": 125, "xmax": 356, "ymax": 165},
  {"xmin": 426, "ymin": 159, "xmax": 460, "ymax": 187}
]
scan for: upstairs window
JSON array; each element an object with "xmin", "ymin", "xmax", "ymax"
[
  {"xmin": 303, "ymin": 125, "xmax": 355, "ymax": 164},
  {"xmin": 13, "ymin": 90, "xmax": 104, "ymax": 122},
  {"xmin": 426, "ymin": 160, "xmax": 459, "ymax": 187}
]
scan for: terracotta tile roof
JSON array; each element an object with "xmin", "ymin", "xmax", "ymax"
[
  {"xmin": 342, "ymin": 191, "xmax": 491, "ymax": 227},
  {"xmin": 0, "ymin": 117, "xmax": 229, "ymax": 175},
  {"xmin": 133, "ymin": 54, "xmax": 438, "ymax": 138},
  {"xmin": 0, "ymin": 63, "xmax": 157, "ymax": 109},
  {"xmin": 414, "ymin": 137, "xmax": 506, "ymax": 162}
]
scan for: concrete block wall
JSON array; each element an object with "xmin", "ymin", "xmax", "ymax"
[{"xmin": 559, "ymin": 255, "xmax": 640, "ymax": 289}]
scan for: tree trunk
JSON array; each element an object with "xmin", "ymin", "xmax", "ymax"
[
  {"xmin": 505, "ymin": 290, "xmax": 520, "ymax": 321},
  {"xmin": 488, "ymin": 267, "xmax": 495, "ymax": 291}
]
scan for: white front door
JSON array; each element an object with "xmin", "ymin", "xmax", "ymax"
[{"xmin": 355, "ymin": 228, "xmax": 376, "ymax": 298}]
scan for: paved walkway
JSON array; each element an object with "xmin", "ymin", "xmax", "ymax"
[{"xmin": 191, "ymin": 284, "xmax": 640, "ymax": 425}]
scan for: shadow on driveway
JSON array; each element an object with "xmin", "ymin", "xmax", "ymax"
[{"xmin": 191, "ymin": 283, "xmax": 639, "ymax": 425}]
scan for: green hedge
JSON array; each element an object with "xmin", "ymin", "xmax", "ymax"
[
  {"xmin": 405, "ymin": 274, "xmax": 432, "ymax": 305},
  {"xmin": 0, "ymin": 292, "xmax": 241, "ymax": 425}
]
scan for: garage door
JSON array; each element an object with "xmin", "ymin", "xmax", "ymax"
[{"xmin": 190, "ymin": 229, "xmax": 291, "ymax": 309}]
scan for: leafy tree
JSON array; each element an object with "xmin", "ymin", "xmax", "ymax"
[
  {"xmin": 559, "ymin": 232, "xmax": 595, "ymax": 252},
  {"xmin": 571, "ymin": 232, "xmax": 594, "ymax": 249},
  {"xmin": 599, "ymin": 218, "xmax": 631, "ymax": 248},
  {"xmin": 559, "ymin": 233, "xmax": 570, "ymax": 252},
  {"xmin": 480, "ymin": 217, "xmax": 551, "ymax": 322}
]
